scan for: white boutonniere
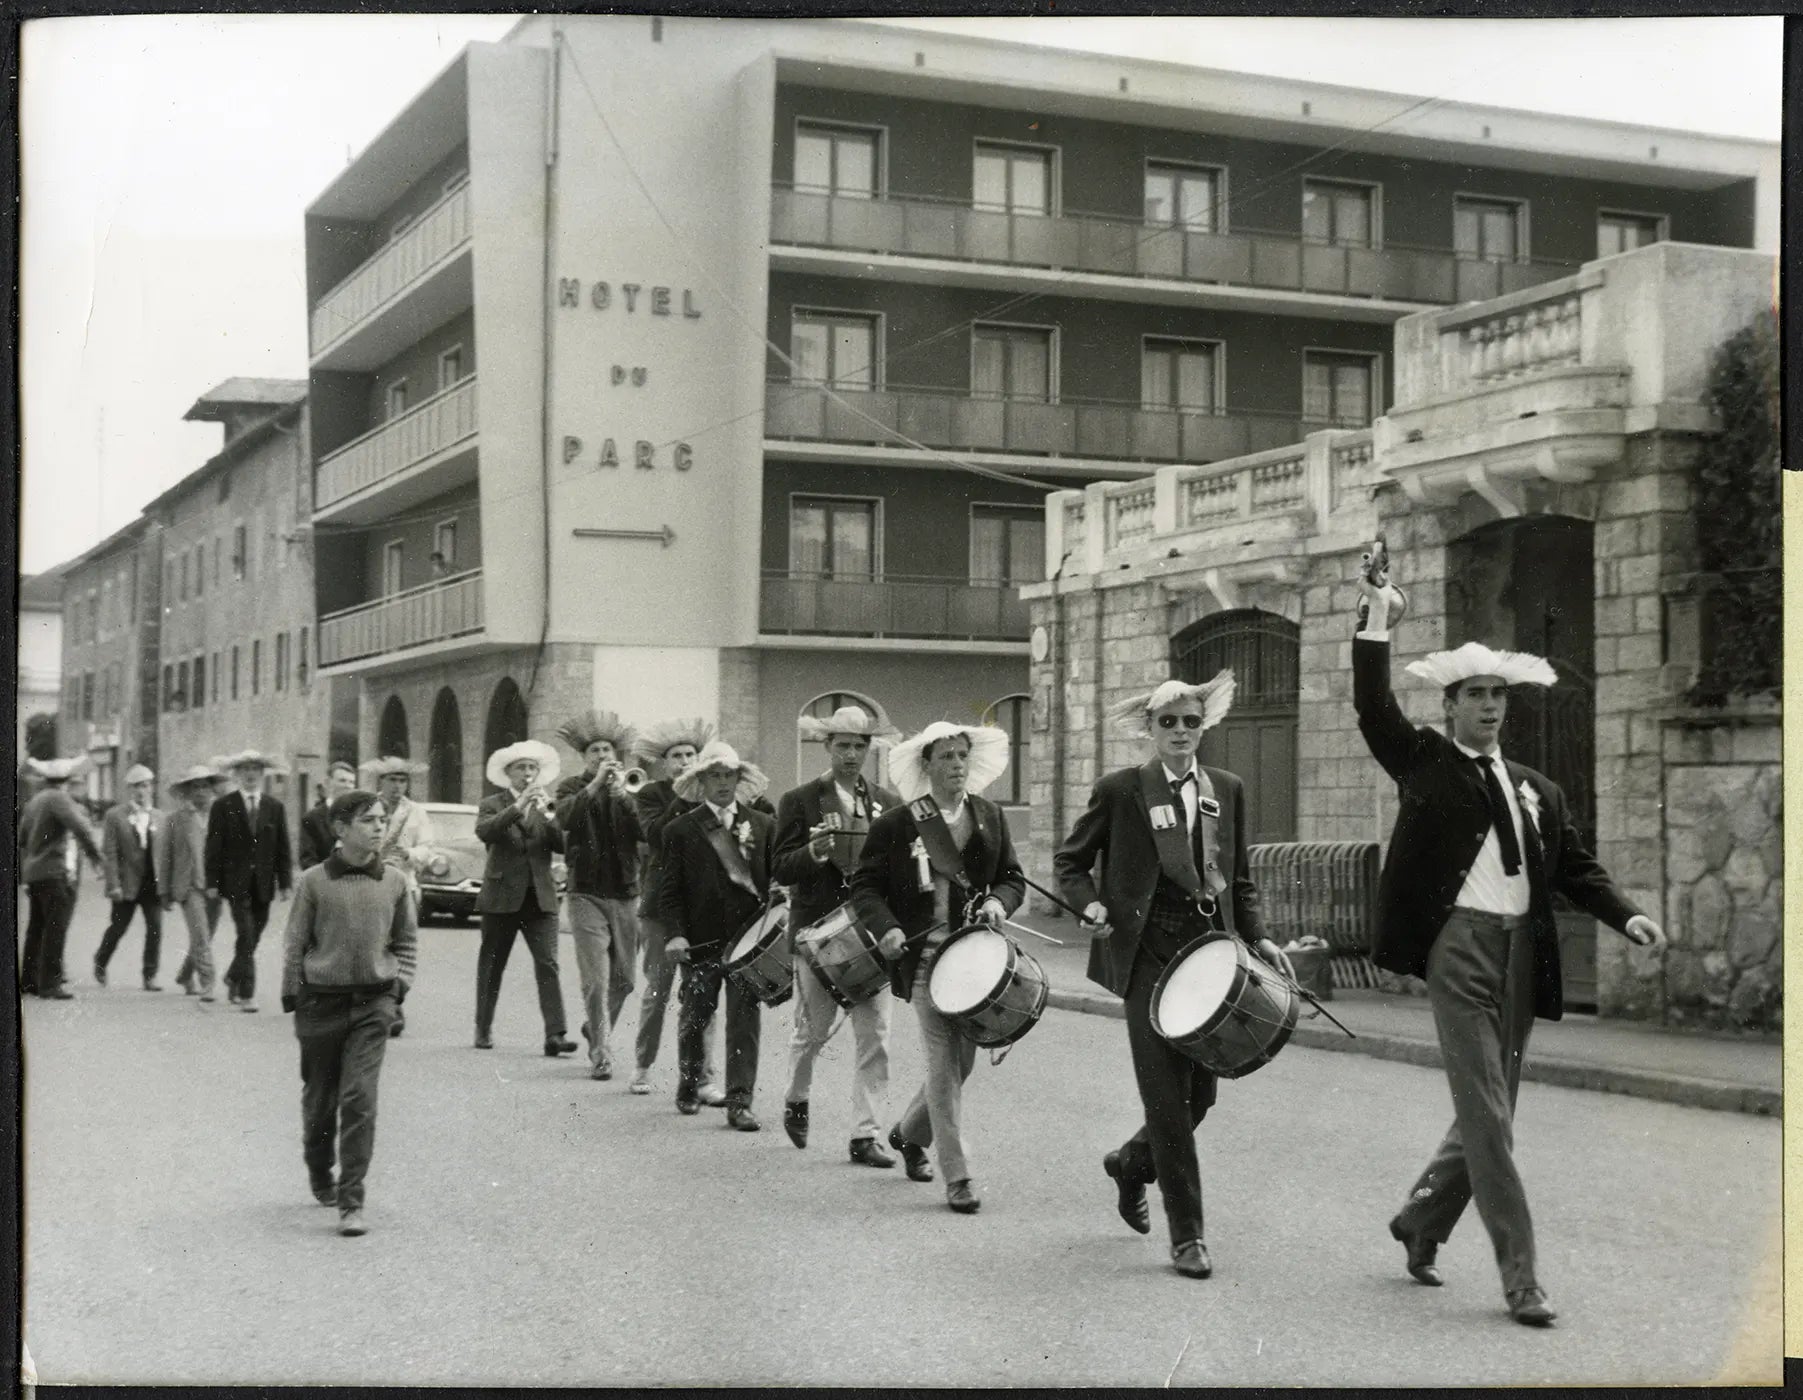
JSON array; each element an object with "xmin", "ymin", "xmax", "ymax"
[
  {"xmin": 735, "ymin": 819, "xmax": 753, "ymax": 854},
  {"xmin": 910, "ymin": 836, "xmax": 932, "ymax": 892},
  {"xmin": 870, "ymin": 801, "xmax": 883, "ymax": 817},
  {"xmin": 1517, "ymin": 780, "xmax": 1542, "ymax": 833}
]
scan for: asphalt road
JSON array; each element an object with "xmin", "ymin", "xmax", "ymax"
[{"xmin": 19, "ymin": 896, "xmax": 1783, "ymax": 1387}]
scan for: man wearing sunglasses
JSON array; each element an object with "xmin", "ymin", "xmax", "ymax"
[{"xmin": 1055, "ymin": 673, "xmax": 1289, "ymax": 1281}]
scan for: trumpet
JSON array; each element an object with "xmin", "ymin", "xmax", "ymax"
[{"xmin": 596, "ymin": 762, "xmax": 649, "ymax": 795}]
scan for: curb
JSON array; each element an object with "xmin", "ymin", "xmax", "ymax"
[{"xmin": 1043, "ymin": 989, "xmax": 1780, "ymax": 1119}]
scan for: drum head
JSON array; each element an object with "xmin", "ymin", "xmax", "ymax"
[
  {"xmin": 1156, "ymin": 939, "xmax": 1240, "ymax": 1038},
  {"xmin": 929, "ymin": 929, "xmax": 1007, "ymax": 1015},
  {"xmin": 730, "ymin": 921, "xmax": 765, "ymax": 962}
]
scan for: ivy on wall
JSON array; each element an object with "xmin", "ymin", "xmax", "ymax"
[{"xmin": 1688, "ymin": 308, "xmax": 1780, "ymax": 705}]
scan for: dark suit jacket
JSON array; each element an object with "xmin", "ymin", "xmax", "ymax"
[
  {"xmin": 474, "ymin": 791, "xmax": 565, "ymax": 914},
  {"xmin": 1353, "ymin": 637, "xmax": 1641, "ymax": 1021},
  {"xmin": 656, "ymin": 804, "xmax": 776, "ymax": 956},
  {"xmin": 633, "ymin": 778, "xmax": 697, "ymax": 919},
  {"xmin": 1054, "ymin": 761, "xmax": 1266, "ymax": 999},
  {"xmin": 772, "ymin": 774, "xmax": 903, "ymax": 932},
  {"xmin": 298, "ymin": 803, "xmax": 337, "ymax": 871},
  {"xmin": 101, "ymin": 804, "xmax": 162, "ymax": 901},
  {"xmin": 204, "ymin": 790, "xmax": 293, "ymax": 903},
  {"xmin": 553, "ymin": 774, "xmax": 645, "ymax": 900},
  {"xmin": 849, "ymin": 796, "xmax": 1026, "ymax": 1000},
  {"xmin": 18, "ymin": 786, "xmax": 102, "ymax": 886}
]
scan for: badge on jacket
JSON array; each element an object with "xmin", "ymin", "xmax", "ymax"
[
  {"xmin": 1196, "ymin": 795, "xmax": 1221, "ymax": 820},
  {"xmin": 1149, "ymin": 804, "xmax": 1177, "ymax": 831}
]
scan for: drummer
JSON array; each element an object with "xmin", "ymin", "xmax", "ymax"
[
  {"xmin": 772, "ymin": 704, "xmax": 903, "ymax": 1167},
  {"xmin": 1053, "ymin": 675, "xmax": 1292, "ymax": 1280},
  {"xmin": 849, "ymin": 721, "xmax": 1025, "ymax": 1216}
]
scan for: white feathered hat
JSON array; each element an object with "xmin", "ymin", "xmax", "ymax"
[
  {"xmin": 26, "ymin": 756, "xmax": 86, "ymax": 782},
  {"xmin": 672, "ymin": 741, "xmax": 769, "ymax": 805},
  {"xmin": 557, "ymin": 708, "xmax": 637, "ymax": 759},
  {"xmin": 485, "ymin": 739, "xmax": 561, "ymax": 791},
  {"xmin": 885, "ymin": 721, "xmax": 1011, "ymax": 803},
  {"xmin": 1107, "ymin": 670, "xmax": 1237, "ymax": 738},
  {"xmin": 797, "ymin": 704, "xmax": 900, "ymax": 745},
  {"xmin": 168, "ymin": 763, "xmax": 223, "ymax": 794},
  {"xmin": 227, "ymin": 749, "xmax": 288, "ymax": 774},
  {"xmin": 1406, "ymin": 642, "xmax": 1557, "ymax": 690},
  {"xmin": 360, "ymin": 755, "xmax": 426, "ymax": 781},
  {"xmin": 632, "ymin": 717, "xmax": 716, "ymax": 769}
]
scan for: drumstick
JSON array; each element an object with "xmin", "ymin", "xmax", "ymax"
[
  {"xmin": 1002, "ymin": 918, "xmax": 1065, "ymax": 947},
  {"xmin": 1017, "ymin": 874, "xmax": 1106, "ymax": 928}
]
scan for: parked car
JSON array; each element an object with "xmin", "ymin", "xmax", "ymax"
[{"xmin": 417, "ymin": 802, "xmax": 567, "ymax": 926}]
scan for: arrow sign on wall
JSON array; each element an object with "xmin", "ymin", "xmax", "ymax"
[{"xmin": 572, "ymin": 525, "xmax": 675, "ymax": 547}]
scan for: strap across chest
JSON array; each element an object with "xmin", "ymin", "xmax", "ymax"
[{"xmin": 1137, "ymin": 763, "xmax": 1228, "ymax": 904}]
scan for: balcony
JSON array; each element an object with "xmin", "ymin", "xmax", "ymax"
[
  {"xmin": 310, "ymin": 182, "xmax": 473, "ymax": 370},
  {"xmin": 760, "ymin": 572, "xmax": 1030, "ymax": 643},
  {"xmin": 766, "ymin": 380, "xmax": 1319, "ymax": 472},
  {"xmin": 770, "ymin": 184, "xmax": 1578, "ymax": 314},
  {"xmin": 314, "ymin": 376, "xmax": 479, "ymax": 523},
  {"xmin": 318, "ymin": 569, "xmax": 484, "ymax": 670}
]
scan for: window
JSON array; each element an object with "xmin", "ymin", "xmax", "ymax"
[
  {"xmin": 972, "ymin": 324, "xmax": 1053, "ymax": 402},
  {"xmin": 1302, "ymin": 178, "xmax": 1377, "ymax": 248},
  {"xmin": 970, "ymin": 506, "xmax": 1046, "ymax": 587},
  {"xmin": 794, "ymin": 121, "xmax": 880, "ymax": 198},
  {"xmin": 231, "ymin": 645, "xmax": 240, "ymax": 700},
  {"xmin": 981, "ymin": 695, "xmax": 1031, "ymax": 806},
  {"xmin": 212, "ymin": 651, "xmax": 221, "ymax": 704},
  {"xmin": 1454, "ymin": 196, "xmax": 1524, "ymax": 262},
  {"xmin": 81, "ymin": 672, "xmax": 94, "ymax": 721},
  {"xmin": 1303, "ymin": 350, "xmax": 1380, "ymax": 426},
  {"xmin": 252, "ymin": 511, "xmax": 263, "ymax": 576},
  {"xmin": 252, "ymin": 639, "xmax": 262, "ymax": 696},
  {"xmin": 789, "ymin": 497, "xmax": 877, "ymax": 580},
  {"xmin": 297, "ymin": 628, "xmax": 310, "ymax": 690},
  {"xmin": 275, "ymin": 633, "xmax": 288, "ymax": 692},
  {"xmin": 433, "ymin": 521, "xmax": 458, "ymax": 574},
  {"xmin": 973, "ymin": 141, "xmax": 1053, "ymax": 215},
  {"xmin": 195, "ymin": 543, "xmax": 204, "ymax": 597},
  {"xmin": 213, "ymin": 535, "xmax": 222, "ymax": 587},
  {"xmin": 193, "ymin": 655, "xmax": 205, "ymax": 711},
  {"xmin": 233, "ymin": 523, "xmax": 247, "ymax": 580},
  {"xmin": 1597, "ymin": 210, "xmax": 1666, "ymax": 258},
  {"xmin": 1145, "ymin": 161, "xmax": 1221, "ymax": 232},
  {"xmin": 179, "ymin": 550, "xmax": 190, "ymax": 602},
  {"xmin": 382, "ymin": 541, "xmax": 405, "ymax": 596},
  {"xmin": 1142, "ymin": 338, "xmax": 1220, "ymax": 414},
  {"xmin": 99, "ymin": 666, "xmax": 111, "ymax": 719},
  {"xmin": 791, "ymin": 311, "xmax": 877, "ymax": 389},
  {"xmin": 386, "ymin": 380, "xmax": 408, "ymax": 420},
  {"xmin": 176, "ymin": 660, "xmax": 190, "ymax": 711},
  {"xmin": 438, "ymin": 345, "xmax": 464, "ymax": 391},
  {"xmin": 162, "ymin": 665, "xmax": 175, "ymax": 709},
  {"xmin": 165, "ymin": 562, "xmax": 176, "ymax": 611}
]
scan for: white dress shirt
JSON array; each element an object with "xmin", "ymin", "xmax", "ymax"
[
  {"xmin": 1452, "ymin": 740, "xmax": 1531, "ymax": 917},
  {"xmin": 1162, "ymin": 761, "xmax": 1201, "ymax": 835},
  {"xmin": 129, "ymin": 806, "xmax": 152, "ymax": 846},
  {"xmin": 707, "ymin": 800, "xmax": 737, "ymax": 829}
]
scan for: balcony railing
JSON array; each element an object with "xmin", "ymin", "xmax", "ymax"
[
  {"xmin": 766, "ymin": 380, "xmax": 1318, "ymax": 465},
  {"xmin": 318, "ymin": 569, "xmax": 484, "ymax": 667},
  {"xmin": 771, "ymin": 184, "xmax": 1578, "ymax": 305},
  {"xmin": 310, "ymin": 183, "xmax": 473, "ymax": 357},
  {"xmin": 315, "ymin": 376, "xmax": 479, "ymax": 511},
  {"xmin": 760, "ymin": 572, "xmax": 1031, "ymax": 642}
]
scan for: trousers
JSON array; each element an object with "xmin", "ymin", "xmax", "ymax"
[
  {"xmin": 676, "ymin": 956, "xmax": 759, "ymax": 1109},
  {"xmin": 296, "ymin": 987, "xmax": 397, "ymax": 1212},
  {"xmin": 173, "ymin": 892, "xmax": 224, "ymax": 995},
  {"xmin": 896, "ymin": 957, "xmax": 979, "ymax": 1186},
  {"xmin": 224, "ymin": 894, "xmax": 273, "ymax": 1001},
  {"xmin": 475, "ymin": 899, "xmax": 567, "ymax": 1038},
  {"xmin": 1392, "ymin": 907, "xmax": 1539, "ymax": 1296},
  {"xmin": 567, "ymin": 893, "xmax": 640, "ymax": 1071},
  {"xmin": 97, "ymin": 889, "xmax": 163, "ymax": 979},
  {"xmin": 636, "ymin": 915, "xmax": 716, "ymax": 1080},
  {"xmin": 21, "ymin": 878, "xmax": 78, "ymax": 993},
  {"xmin": 785, "ymin": 959, "xmax": 891, "ymax": 1140}
]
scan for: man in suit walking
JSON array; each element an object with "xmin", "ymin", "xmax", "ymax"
[
  {"xmin": 658, "ymin": 741, "xmax": 776, "ymax": 1131},
  {"xmin": 1354, "ymin": 574, "xmax": 1664, "ymax": 1327},
  {"xmin": 1055, "ymin": 675, "xmax": 1290, "ymax": 1279},
  {"xmin": 18, "ymin": 756, "xmax": 103, "ymax": 999},
  {"xmin": 299, "ymin": 762, "xmax": 358, "ymax": 871},
  {"xmin": 162, "ymin": 764, "xmax": 225, "ymax": 1001},
  {"xmin": 772, "ymin": 704, "xmax": 902, "ymax": 1166},
  {"xmin": 472, "ymin": 739, "xmax": 574, "ymax": 1056},
  {"xmin": 205, "ymin": 750, "xmax": 295, "ymax": 1013},
  {"xmin": 850, "ymin": 721, "xmax": 1026, "ymax": 1216},
  {"xmin": 95, "ymin": 763, "xmax": 166, "ymax": 990}
]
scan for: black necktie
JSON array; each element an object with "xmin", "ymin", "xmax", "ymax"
[{"xmin": 1473, "ymin": 756, "xmax": 1523, "ymax": 877}]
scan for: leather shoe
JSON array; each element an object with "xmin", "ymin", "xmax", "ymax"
[
  {"xmin": 1103, "ymin": 1151, "xmax": 1151, "ymax": 1235},
  {"xmin": 889, "ymin": 1126, "xmax": 934, "ymax": 1182},
  {"xmin": 43, "ymin": 987, "xmax": 74, "ymax": 1000},
  {"xmin": 93, "ymin": 962, "xmax": 107, "ymax": 988},
  {"xmin": 310, "ymin": 1178, "xmax": 337, "ymax": 1207},
  {"xmin": 473, "ymin": 1030, "xmax": 494, "ymax": 1049},
  {"xmin": 337, "ymin": 1210, "xmax": 368, "ymax": 1237},
  {"xmin": 1507, "ymin": 1287, "xmax": 1557, "ymax": 1327},
  {"xmin": 783, "ymin": 1100, "xmax": 809, "ymax": 1148},
  {"xmin": 676, "ymin": 1096, "xmax": 702, "ymax": 1116},
  {"xmin": 946, "ymin": 1179, "xmax": 981, "ymax": 1214},
  {"xmin": 1172, "ymin": 1240, "xmax": 1213, "ymax": 1279},
  {"xmin": 697, "ymin": 1082, "xmax": 727, "ymax": 1108},
  {"xmin": 849, "ymin": 1137, "xmax": 895, "ymax": 1169},
  {"xmin": 727, "ymin": 1106, "xmax": 761, "ymax": 1132},
  {"xmin": 143, "ymin": 978, "xmax": 164, "ymax": 992},
  {"xmin": 589, "ymin": 1062, "xmax": 612, "ymax": 1081},
  {"xmin": 544, "ymin": 1035, "xmax": 577, "ymax": 1057},
  {"xmin": 1389, "ymin": 1219, "xmax": 1443, "ymax": 1286}
]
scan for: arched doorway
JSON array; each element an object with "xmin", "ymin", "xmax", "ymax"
[
  {"xmin": 980, "ymin": 694, "xmax": 1031, "ymax": 807},
  {"xmin": 429, "ymin": 687, "xmax": 464, "ymax": 803},
  {"xmin": 1447, "ymin": 514, "xmax": 1598, "ymax": 1006},
  {"xmin": 377, "ymin": 695, "xmax": 410, "ymax": 759},
  {"xmin": 1170, "ymin": 608, "xmax": 1299, "ymax": 843},
  {"xmin": 483, "ymin": 677, "xmax": 529, "ymax": 792}
]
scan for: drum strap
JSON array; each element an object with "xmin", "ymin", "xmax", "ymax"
[
  {"xmin": 908, "ymin": 796, "xmax": 975, "ymax": 895},
  {"xmin": 1190, "ymin": 769, "xmax": 1230, "ymax": 904},
  {"xmin": 1138, "ymin": 763, "xmax": 1209, "ymax": 905},
  {"xmin": 703, "ymin": 819, "xmax": 763, "ymax": 903}
]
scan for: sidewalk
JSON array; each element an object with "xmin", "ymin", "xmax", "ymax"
[{"xmin": 1010, "ymin": 911, "xmax": 1781, "ymax": 1118}]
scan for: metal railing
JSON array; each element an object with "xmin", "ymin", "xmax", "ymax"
[
  {"xmin": 310, "ymin": 183, "xmax": 473, "ymax": 356},
  {"xmin": 1248, "ymin": 840, "xmax": 1381, "ymax": 990},
  {"xmin": 771, "ymin": 183, "xmax": 1578, "ymax": 304},
  {"xmin": 760, "ymin": 571, "xmax": 1031, "ymax": 641},
  {"xmin": 315, "ymin": 376, "xmax": 479, "ymax": 510},
  {"xmin": 766, "ymin": 379, "xmax": 1309, "ymax": 465},
  {"xmin": 318, "ymin": 569, "xmax": 484, "ymax": 667}
]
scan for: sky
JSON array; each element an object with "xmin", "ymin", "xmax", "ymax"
[{"xmin": 17, "ymin": 13, "xmax": 1784, "ymax": 577}]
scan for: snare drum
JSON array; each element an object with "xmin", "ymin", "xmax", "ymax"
[
  {"xmin": 795, "ymin": 903, "xmax": 889, "ymax": 1009},
  {"xmin": 1150, "ymin": 934, "xmax": 1297, "ymax": 1079},
  {"xmin": 722, "ymin": 904, "xmax": 793, "ymax": 1007},
  {"xmin": 926, "ymin": 925, "xmax": 1048, "ymax": 1049}
]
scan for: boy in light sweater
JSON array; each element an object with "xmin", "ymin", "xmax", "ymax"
[{"xmin": 281, "ymin": 790, "xmax": 418, "ymax": 1237}]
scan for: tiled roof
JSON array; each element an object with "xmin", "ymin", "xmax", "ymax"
[{"xmin": 182, "ymin": 378, "xmax": 307, "ymax": 422}]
